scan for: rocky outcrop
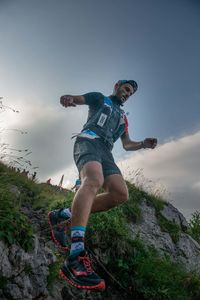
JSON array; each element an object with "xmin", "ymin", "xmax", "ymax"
[
  {"xmin": 0, "ymin": 236, "xmax": 57, "ymax": 300},
  {"xmin": 160, "ymin": 202, "xmax": 188, "ymax": 231},
  {"xmin": 129, "ymin": 199, "xmax": 200, "ymax": 273},
  {"xmin": 0, "ymin": 204, "xmax": 62, "ymax": 300}
]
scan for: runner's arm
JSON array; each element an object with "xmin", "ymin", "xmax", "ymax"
[
  {"xmin": 60, "ymin": 95, "xmax": 86, "ymax": 107},
  {"xmin": 121, "ymin": 132, "xmax": 157, "ymax": 151},
  {"xmin": 121, "ymin": 132, "xmax": 144, "ymax": 151}
]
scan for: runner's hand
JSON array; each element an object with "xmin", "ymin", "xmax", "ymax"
[
  {"xmin": 60, "ymin": 95, "xmax": 76, "ymax": 107},
  {"xmin": 143, "ymin": 138, "xmax": 157, "ymax": 149}
]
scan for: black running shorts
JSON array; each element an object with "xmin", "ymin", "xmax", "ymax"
[{"xmin": 73, "ymin": 137, "xmax": 121, "ymax": 178}]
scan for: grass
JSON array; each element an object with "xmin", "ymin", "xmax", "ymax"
[
  {"xmin": 47, "ymin": 255, "xmax": 64, "ymax": 292},
  {"xmin": 0, "ymin": 181, "xmax": 34, "ymax": 251},
  {"xmin": 188, "ymin": 211, "xmax": 200, "ymax": 244},
  {"xmin": 157, "ymin": 213, "xmax": 181, "ymax": 243}
]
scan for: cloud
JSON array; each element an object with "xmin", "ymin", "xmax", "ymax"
[
  {"xmin": 117, "ymin": 131, "xmax": 200, "ymax": 220},
  {"xmin": 48, "ymin": 163, "xmax": 77, "ymax": 188},
  {"xmin": 192, "ymin": 181, "xmax": 200, "ymax": 192},
  {"xmin": 2, "ymin": 101, "xmax": 87, "ymax": 180}
]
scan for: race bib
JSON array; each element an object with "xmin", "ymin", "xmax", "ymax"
[{"xmin": 97, "ymin": 113, "xmax": 107, "ymax": 127}]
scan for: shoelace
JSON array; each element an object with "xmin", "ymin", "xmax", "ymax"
[
  {"xmin": 64, "ymin": 219, "xmax": 71, "ymax": 233},
  {"xmin": 57, "ymin": 219, "xmax": 71, "ymax": 232},
  {"xmin": 80, "ymin": 255, "xmax": 93, "ymax": 273}
]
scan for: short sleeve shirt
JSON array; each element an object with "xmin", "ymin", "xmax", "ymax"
[
  {"xmin": 82, "ymin": 92, "xmax": 129, "ymax": 135},
  {"xmin": 82, "ymin": 92, "xmax": 104, "ymax": 122}
]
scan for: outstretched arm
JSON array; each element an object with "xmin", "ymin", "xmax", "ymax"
[
  {"xmin": 121, "ymin": 132, "xmax": 157, "ymax": 151},
  {"xmin": 60, "ymin": 95, "xmax": 86, "ymax": 107}
]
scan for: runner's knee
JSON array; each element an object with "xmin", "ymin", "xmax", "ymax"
[{"xmin": 83, "ymin": 175, "xmax": 104, "ymax": 193}]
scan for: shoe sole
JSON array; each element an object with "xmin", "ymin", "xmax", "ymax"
[
  {"xmin": 48, "ymin": 212, "xmax": 69, "ymax": 252},
  {"xmin": 59, "ymin": 269, "xmax": 106, "ymax": 291}
]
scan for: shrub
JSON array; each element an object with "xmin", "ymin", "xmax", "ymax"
[
  {"xmin": 0, "ymin": 188, "xmax": 33, "ymax": 251},
  {"xmin": 157, "ymin": 214, "xmax": 181, "ymax": 243},
  {"xmin": 188, "ymin": 211, "xmax": 200, "ymax": 244}
]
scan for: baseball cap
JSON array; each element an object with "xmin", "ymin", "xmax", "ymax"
[{"xmin": 117, "ymin": 80, "xmax": 138, "ymax": 92}]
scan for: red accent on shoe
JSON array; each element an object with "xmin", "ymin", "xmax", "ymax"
[
  {"xmin": 59, "ymin": 270, "xmax": 106, "ymax": 291},
  {"xmin": 48, "ymin": 212, "xmax": 70, "ymax": 251},
  {"xmin": 79, "ymin": 255, "xmax": 93, "ymax": 273},
  {"xmin": 67, "ymin": 254, "xmax": 96, "ymax": 279}
]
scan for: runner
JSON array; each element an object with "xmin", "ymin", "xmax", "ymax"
[
  {"xmin": 48, "ymin": 80, "xmax": 157, "ymax": 290},
  {"xmin": 71, "ymin": 176, "xmax": 81, "ymax": 192}
]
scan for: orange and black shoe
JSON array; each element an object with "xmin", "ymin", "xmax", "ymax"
[
  {"xmin": 48, "ymin": 209, "xmax": 71, "ymax": 251},
  {"xmin": 59, "ymin": 251, "xmax": 105, "ymax": 291}
]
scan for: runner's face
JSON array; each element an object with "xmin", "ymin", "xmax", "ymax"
[{"xmin": 115, "ymin": 83, "xmax": 134, "ymax": 104}]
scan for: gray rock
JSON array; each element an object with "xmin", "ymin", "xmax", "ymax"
[
  {"xmin": 0, "ymin": 234, "xmax": 56, "ymax": 299},
  {"xmin": 0, "ymin": 241, "xmax": 12, "ymax": 278},
  {"xmin": 176, "ymin": 233, "xmax": 200, "ymax": 272},
  {"xmin": 9, "ymin": 244, "xmax": 31, "ymax": 276},
  {"xmin": 129, "ymin": 199, "xmax": 200, "ymax": 273},
  {"xmin": 4, "ymin": 283, "xmax": 23, "ymax": 300},
  {"xmin": 129, "ymin": 200, "xmax": 177, "ymax": 258},
  {"xmin": 14, "ymin": 274, "xmax": 33, "ymax": 299},
  {"xmin": 160, "ymin": 202, "xmax": 188, "ymax": 231},
  {"xmin": 9, "ymin": 185, "xmax": 21, "ymax": 198}
]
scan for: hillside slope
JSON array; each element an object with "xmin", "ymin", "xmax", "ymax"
[{"xmin": 1, "ymin": 162, "xmax": 200, "ymax": 300}]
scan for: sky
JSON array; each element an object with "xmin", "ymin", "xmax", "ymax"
[{"xmin": 0, "ymin": 0, "xmax": 200, "ymax": 219}]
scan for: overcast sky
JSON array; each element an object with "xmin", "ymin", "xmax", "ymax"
[{"xmin": 1, "ymin": 0, "xmax": 200, "ymax": 219}]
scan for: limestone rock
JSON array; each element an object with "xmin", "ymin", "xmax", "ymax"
[
  {"xmin": 0, "ymin": 236, "xmax": 55, "ymax": 299},
  {"xmin": 0, "ymin": 241, "xmax": 12, "ymax": 278},
  {"xmin": 160, "ymin": 202, "xmax": 188, "ymax": 231},
  {"xmin": 129, "ymin": 199, "xmax": 200, "ymax": 273}
]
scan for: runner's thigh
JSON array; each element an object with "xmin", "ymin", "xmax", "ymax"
[
  {"xmin": 103, "ymin": 174, "xmax": 128, "ymax": 198},
  {"xmin": 73, "ymin": 138, "xmax": 102, "ymax": 174}
]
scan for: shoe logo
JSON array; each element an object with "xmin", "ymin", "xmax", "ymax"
[{"xmin": 71, "ymin": 268, "xmax": 87, "ymax": 276}]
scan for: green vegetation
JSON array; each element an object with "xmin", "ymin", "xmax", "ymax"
[
  {"xmin": 1, "ymin": 161, "xmax": 200, "ymax": 299},
  {"xmin": 0, "ymin": 161, "xmax": 73, "ymax": 251},
  {"xmin": 157, "ymin": 214, "xmax": 181, "ymax": 243},
  {"xmin": 140, "ymin": 186, "xmax": 182, "ymax": 243},
  {"xmin": 47, "ymin": 255, "xmax": 63, "ymax": 291},
  {"xmin": 0, "ymin": 276, "xmax": 8, "ymax": 289},
  {"xmin": 126, "ymin": 181, "xmax": 182, "ymax": 243},
  {"xmin": 188, "ymin": 211, "xmax": 200, "ymax": 244},
  {"xmin": 0, "ymin": 164, "xmax": 34, "ymax": 251}
]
